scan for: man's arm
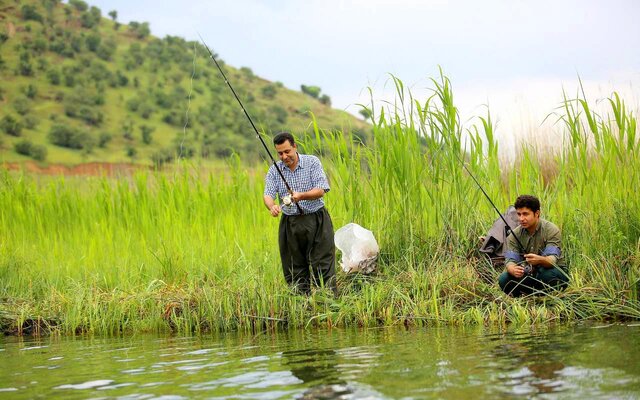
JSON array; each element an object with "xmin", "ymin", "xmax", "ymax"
[
  {"xmin": 263, "ymin": 167, "xmax": 281, "ymax": 217},
  {"xmin": 504, "ymin": 230, "xmax": 525, "ymax": 278},
  {"xmin": 525, "ymin": 224, "xmax": 561, "ymax": 268},
  {"xmin": 263, "ymin": 195, "xmax": 280, "ymax": 217},
  {"xmin": 291, "ymin": 188, "xmax": 324, "ymax": 202}
]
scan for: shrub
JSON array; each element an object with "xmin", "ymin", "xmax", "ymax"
[
  {"xmin": 301, "ymin": 84, "xmax": 321, "ymax": 99},
  {"xmin": 14, "ymin": 139, "xmax": 34, "ymax": 155},
  {"xmin": 85, "ymin": 33, "xmax": 101, "ymax": 52},
  {"xmin": 140, "ymin": 125, "xmax": 154, "ymax": 144},
  {"xmin": 68, "ymin": 0, "xmax": 88, "ymax": 12},
  {"xmin": 173, "ymin": 135, "xmax": 196, "ymax": 159},
  {"xmin": 30, "ymin": 144, "xmax": 48, "ymax": 161},
  {"xmin": 121, "ymin": 119, "xmax": 134, "ymax": 140},
  {"xmin": 162, "ymin": 110, "xmax": 183, "ymax": 126},
  {"xmin": 98, "ymin": 132, "xmax": 112, "ymax": 148},
  {"xmin": 116, "ymin": 70, "xmax": 128, "ymax": 86},
  {"xmin": 18, "ymin": 52, "xmax": 33, "ymax": 76},
  {"xmin": 269, "ymin": 105, "xmax": 288, "ymax": 124},
  {"xmin": 49, "ymin": 39, "xmax": 68, "ymax": 56},
  {"xmin": 240, "ymin": 66, "xmax": 254, "ymax": 80},
  {"xmin": 62, "ymin": 66, "xmax": 76, "ymax": 87},
  {"xmin": 33, "ymin": 39, "xmax": 48, "ymax": 53},
  {"xmin": 126, "ymin": 97, "xmax": 141, "ymax": 112},
  {"xmin": 24, "ymin": 84, "xmax": 38, "ymax": 99},
  {"xmin": 139, "ymin": 102, "xmax": 155, "ymax": 119},
  {"xmin": 126, "ymin": 146, "xmax": 137, "ymax": 158},
  {"xmin": 151, "ymin": 148, "xmax": 174, "ymax": 167},
  {"xmin": 96, "ymin": 39, "xmax": 117, "ymax": 61},
  {"xmin": 13, "ymin": 96, "xmax": 31, "ymax": 115},
  {"xmin": 319, "ymin": 94, "xmax": 331, "ymax": 106},
  {"xmin": 37, "ymin": 58, "xmax": 48, "ymax": 72},
  {"xmin": 48, "ymin": 124, "xmax": 95, "ymax": 150},
  {"xmin": 21, "ymin": 5, "xmax": 43, "ymax": 22},
  {"xmin": 23, "ymin": 115, "xmax": 39, "ymax": 129},
  {"xmin": 1, "ymin": 115, "xmax": 23, "ymax": 136},
  {"xmin": 47, "ymin": 68, "xmax": 61, "ymax": 85},
  {"xmin": 128, "ymin": 21, "xmax": 150, "ymax": 39},
  {"xmin": 261, "ymin": 84, "xmax": 277, "ymax": 99},
  {"xmin": 154, "ymin": 90, "xmax": 174, "ymax": 109},
  {"xmin": 64, "ymin": 89, "xmax": 105, "ymax": 126},
  {"xmin": 14, "ymin": 139, "xmax": 47, "ymax": 161}
]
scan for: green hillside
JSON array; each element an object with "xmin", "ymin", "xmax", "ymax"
[{"xmin": 0, "ymin": 0, "xmax": 370, "ymax": 166}]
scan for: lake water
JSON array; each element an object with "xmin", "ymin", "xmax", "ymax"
[{"xmin": 1, "ymin": 323, "xmax": 639, "ymax": 399}]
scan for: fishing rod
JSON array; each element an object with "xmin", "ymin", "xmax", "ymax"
[
  {"xmin": 451, "ymin": 150, "xmax": 527, "ymax": 253},
  {"xmin": 198, "ymin": 33, "xmax": 303, "ymax": 215}
]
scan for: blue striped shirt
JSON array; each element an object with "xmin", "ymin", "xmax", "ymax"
[{"xmin": 264, "ymin": 153, "xmax": 330, "ymax": 215}]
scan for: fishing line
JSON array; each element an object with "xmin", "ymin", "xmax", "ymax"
[
  {"xmin": 197, "ymin": 33, "xmax": 303, "ymax": 215},
  {"xmin": 451, "ymin": 145, "xmax": 527, "ymax": 251},
  {"xmin": 419, "ymin": 92, "xmax": 526, "ymax": 251},
  {"xmin": 179, "ymin": 41, "xmax": 197, "ymax": 160}
]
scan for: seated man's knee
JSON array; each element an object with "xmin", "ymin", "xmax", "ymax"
[
  {"xmin": 498, "ymin": 272, "xmax": 511, "ymax": 291},
  {"xmin": 540, "ymin": 268, "xmax": 569, "ymax": 291}
]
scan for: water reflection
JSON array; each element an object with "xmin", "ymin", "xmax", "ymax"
[
  {"xmin": 282, "ymin": 348, "xmax": 353, "ymax": 399},
  {"xmin": 283, "ymin": 348, "xmax": 343, "ymax": 384},
  {"xmin": 487, "ymin": 329, "xmax": 574, "ymax": 396}
]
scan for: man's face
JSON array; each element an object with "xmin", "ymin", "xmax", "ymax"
[
  {"xmin": 516, "ymin": 207, "xmax": 540, "ymax": 230},
  {"xmin": 275, "ymin": 140, "xmax": 297, "ymax": 167}
]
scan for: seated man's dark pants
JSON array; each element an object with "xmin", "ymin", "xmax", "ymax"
[{"xmin": 498, "ymin": 267, "xmax": 569, "ymax": 297}]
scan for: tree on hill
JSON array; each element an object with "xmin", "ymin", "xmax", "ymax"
[
  {"xmin": 68, "ymin": 0, "xmax": 89, "ymax": 12},
  {"xmin": 301, "ymin": 84, "xmax": 321, "ymax": 99},
  {"xmin": 21, "ymin": 5, "xmax": 44, "ymax": 23},
  {"xmin": 128, "ymin": 21, "xmax": 150, "ymax": 39},
  {"xmin": 1, "ymin": 115, "xmax": 23, "ymax": 137},
  {"xmin": 320, "ymin": 94, "xmax": 331, "ymax": 106}
]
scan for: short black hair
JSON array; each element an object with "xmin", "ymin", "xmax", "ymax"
[
  {"xmin": 273, "ymin": 131, "xmax": 295, "ymax": 146},
  {"xmin": 514, "ymin": 195, "xmax": 540, "ymax": 213}
]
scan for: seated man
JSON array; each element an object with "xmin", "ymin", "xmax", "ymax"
[{"xmin": 498, "ymin": 195, "xmax": 569, "ymax": 297}]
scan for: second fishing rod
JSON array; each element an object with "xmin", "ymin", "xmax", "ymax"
[
  {"xmin": 198, "ymin": 35, "xmax": 303, "ymax": 215},
  {"xmin": 445, "ymin": 137, "xmax": 530, "ymax": 270}
]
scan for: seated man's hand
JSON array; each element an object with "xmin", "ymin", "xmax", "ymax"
[
  {"xmin": 524, "ymin": 253, "xmax": 544, "ymax": 266},
  {"xmin": 507, "ymin": 263, "xmax": 525, "ymax": 278}
]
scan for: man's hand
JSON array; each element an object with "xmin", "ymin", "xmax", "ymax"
[
  {"xmin": 524, "ymin": 253, "xmax": 547, "ymax": 267},
  {"xmin": 263, "ymin": 195, "xmax": 281, "ymax": 217},
  {"xmin": 506, "ymin": 263, "xmax": 525, "ymax": 279},
  {"xmin": 291, "ymin": 191, "xmax": 303, "ymax": 202},
  {"xmin": 269, "ymin": 204, "xmax": 281, "ymax": 217}
]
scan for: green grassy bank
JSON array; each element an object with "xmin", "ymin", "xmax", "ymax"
[{"xmin": 1, "ymin": 74, "xmax": 639, "ymax": 335}]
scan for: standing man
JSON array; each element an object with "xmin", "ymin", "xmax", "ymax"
[
  {"xmin": 498, "ymin": 195, "xmax": 569, "ymax": 297},
  {"xmin": 263, "ymin": 132, "xmax": 337, "ymax": 295}
]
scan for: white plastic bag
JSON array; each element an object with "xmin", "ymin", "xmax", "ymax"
[{"xmin": 334, "ymin": 223, "xmax": 379, "ymax": 274}]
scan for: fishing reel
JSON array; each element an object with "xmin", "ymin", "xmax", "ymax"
[
  {"xmin": 518, "ymin": 260, "xmax": 535, "ymax": 276},
  {"xmin": 282, "ymin": 194, "xmax": 293, "ymax": 207}
]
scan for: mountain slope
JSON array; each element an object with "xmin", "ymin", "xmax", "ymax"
[{"xmin": 0, "ymin": 0, "xmax": 370, "ymax": 166}]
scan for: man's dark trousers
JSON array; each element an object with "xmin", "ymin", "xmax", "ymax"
[{"xmin": 279, "ymin": 207, "xmax": 336, "ymax": 295}]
